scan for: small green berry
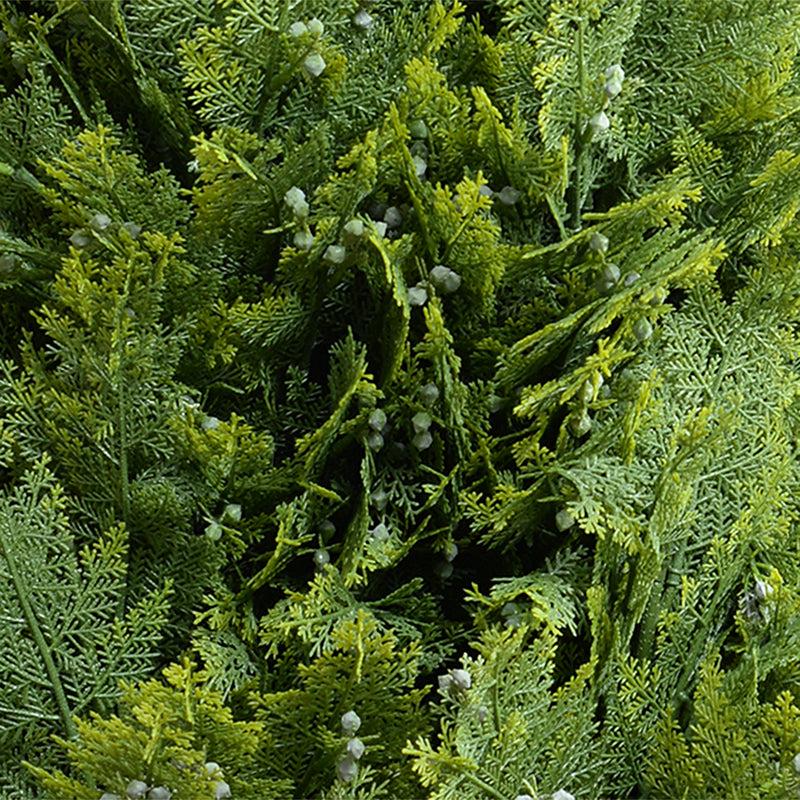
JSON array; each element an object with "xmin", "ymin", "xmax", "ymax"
[
  {"xmin": 205, "ymin": 521, "xmax": 223, "ymax": 541},
  {"xmin": 347, "ymin": 737, "xmax": 365, "ymax": 760},
  {"xmin": 303, "ymin": 52, "xmax": 326, "ymax": 77},
  {"xmin": 420, "ymin": 383, "xmax": 439, "ymax": 404},
  {"xmin": 632, "ymin": 317, "xmax": 653, "ymax": 342},
  {"xmin": 89, "ymin": 212, "xmax": 111, "ymax": 231},
  {"xmin": 412, "ymin": 411, "xmax": 432, "ymax": 433},
  {"xmin": 126, "ymin": 781, "xmax": 148, "ymax": 800},
  {"xmin": 324, "ymin": 244, "xmax": 346, "ymax": 264},
  {"xmin": 307, "ymin": 17, "xmax": 324, "ymax": 36},
  {"xmin": 368, "ymin": 409, "xmax": 387, "ymax": 431},
  {"xmin": 408, "ymin": 285, "xmax": 428, "ymax": 306},
  {"xmin": 408, "ymin": 119, "xmax": 428, "ymax": 139},
  {"xmin": 412, "ymin": 430, "xmax": 433, "ymax": 450},
  {"xmin": 341, "ymin": 710, "xmax": 361, "ymax": 735},
  {"xmin": 589, "ymin": 232, "xmax": 609, "ymax": 253},
  {"xmin": 337, "ymin": 757, "xmax": 358, "ymax": 782},
  {"xmin": 555, "ymin": 509, "xmax": 575, "ymax": 531},
  {"xmin": 343, "ymin": 219, "xmax": 364, "ymax": 238}
]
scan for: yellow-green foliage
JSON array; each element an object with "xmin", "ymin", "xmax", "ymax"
[{"xmin": 2, "ymin": 1, "xmax": 800, "ymax": 798}]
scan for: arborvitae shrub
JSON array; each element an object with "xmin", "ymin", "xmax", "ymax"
[{"xmin": 2, "ymin": 1, "xmax": 800, "ymax": 798}]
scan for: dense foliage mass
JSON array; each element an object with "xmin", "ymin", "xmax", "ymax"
[{"xmin": 3, "ymin": 0, "xmax": 800, "ymax": 798}]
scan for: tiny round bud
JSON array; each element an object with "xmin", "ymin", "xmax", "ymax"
[
  {"xmin": 367, "ymin": 430, "xmax": 384, "ymax": 451},
  {"xmin": 410, "ymin": 140, "xmax": 429, "ymax": 159},
  {"xmin": 515, "ymin": 795, "xmax": 535, "ymax": 800},
  {"xmin": 204, "ymin": 762, "xmax": 221, "ymax": 776},
  {"xmin": 303, "ymin": 52, "xmax": 326, "ymax": 77},
  {"xmin": 408, "ymin": 119, "xmax": 428, "ymax": 139},
  {"xmin": 307, "ymin": 17, "xmax": 324, "ymax": 36},
  {"xmin": 632, "ymin": 317, "xmax": 653, "ymax": 342},
  {"xmin": 555, "ymin": 509, "xmax": 575, "ymax": 531},
  {"xmin": 344, "ymin": 219, "xmax": 364, "ymax": 238},
  {"xmin": 214, "ymin": 782, "xmax": 231, "ymax": 800},
  {"xmin": 412, "ymin": 155, "xmax": 427, "ymax": 178},
  {"xmin": 605, "ymin": 76, "xmax": 623, "ymax": 99},
  {"xmin": 477, "ymin": 704, "xmax": 489, "ymax": 723},
  {"xmin": 373, "ymin": 221, "xmax": 388, "ymax": 238},
  {"xmin": 384, "ymin": 206, "xmax": 402, "ymax": 228},
  {"xmin": 100, "ymin": 795, "xmax": 120, "ymax": 800},
  {"xmin": 502, "ymin": 602, "xmax": 520, "ymax": 617},
  {"xmin": 478, "ymin": 183, "xmax": 493, "ymax": 197},
  {"xmin": 126, "ymin": 781, "xmax": 148, "ymax": 800},
  {"xmin": 580, "ymin": 379, "xmax": 595, "ymax": 404},
  {"xmin": 408, "ymin": 285, "xmax": 428, "ymax": 306},
  {"xmin": 205, "ymin": 521, "xmax": 223, "ymax": 542},
  {"xmin": 553, "ymin": 791, "xmax": 576, "ymax": 800},
  {"xmin": 368, "ymin": 409, "xmax": 387, "ymax": 431},
  {"xmin": 497, "ymin": 186, "xmax": 521, "ymax": 205},
  {"xmin": 289, "ymin": 21, "xmax": 308, "ymax": 36},
  {"xmin": 147, "ymin": 789, "xmax": 171, "ymax": 800},
  {"xmin": 324, "ymin": 244, "xmax": 346, "ymax": 264},
  {"xmin": 371, "ymin": 522, "xmax": 389, "ymax": 542},
  {"xmin": 570, "ymin": 410, "xmax": 592, "ymax": 436},
  {"xmin": 605, "ymin": 63, "xmax": 625, "ymax": 82},
  {"xmin": 368, "ymin": 201, "xmax": 386, "ymax": 220},
  {"xmin": 321, "ymin": 520, "xmax": 336, "ymax": 536},
  {"xmin": 313, "ymin": 548, "xmax": 330, "ymax": 567},
  {"xmin": 341, "ymin": 710, "xmax": 361, "ymax": 735},
  {"xmin": 450, "ymin": 668, "xmax": 471, "ymax": 690},
  {"xmin": 222, "ymin": 503, "xmax": 241, "ymax": 523},
  {"xmin": 441, "ymin": 269, "xmax": 461, "ymax": 293},
  {"xmin": 412, "ymin": 430, "xmax": 433, "ymax": 450},
  {"xmin": 488, "ymin": 394, "xmax": 503, "ymax": 413},
  {"xmin": 353, "ymin": 9, "xmax": 373, "ymax": 29},
  {"xmin": 420, "ymin": 383, "xmax": 440, "ymax": 404},
  {"xmin": 793, "ymin": 752, "xmax": 800, "ymax": 773},
  {"xmin": 430, "ymin": 265, "xmax": 462, "ymax": 294},
  {"xmin": 202, "ymin": 415, "xmax": 220, "ymax": 430},
  {"xmin": 90, "ymin": 212, "xmax": 111, "ymax": 231},
  {"xmin": 589, "ymin": 232, "xmax": 609, "ymax": 253},
  {"xmin": 601, "ymin": 263, "xmax": 621, "ymax": 284},
  {"xmin": 412, "ymin": 411, "xmax": 432, "ymax": 433},
  {"xmin": 623, "ymin": 271, "xmax": 640, "ymax": 286},
  {"xmin": 284, "ymin": 186, "xmax": 306, "ymax": 209},
  {"xmin": 650, "ymin": 287, "xmax": 668, "ymax": 306},
  {"xmin": 589, "ymin": 110, "xmax": 610, "ymax": 134},
  {"xmin": 438, "ymin": 673, "xmax": 454, "ymax": 691},
  {"xmin": 293, "ymin": 229, "xmax": 314, "ymax": 250},
  {"xmin": 755, "ymin": 579, "xmax": 774, "ymax": 601},
  {"xmin": 122, "ymin": 221, "xmax": 142, "ymax": 239},
  {"xmin": 346, "ymin": 737, "xmax": 365, "ymax": 760},
  {"xmin": 444, "ymin": 541, "xmax": 458, "ymax": 562},
  {"xmin": 439, "ymin": 560, "xmax": 454, "ymax": 579},
  {"xmin": 370, "ymin": 488, "xmax": 388, "ymax": 510},
  {"xmin": 429, "ymin": 265, "xmax": 450, "ymax": 287},
  {"xmin": 337, "ymin": 756, "xmax": 358, "ymax": 782},
  {"xmin": 70, "ymin": 230, "xmax": 91, "ymax": 248}
]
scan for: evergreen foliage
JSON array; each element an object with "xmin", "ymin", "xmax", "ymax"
[{"xmin": 1, "ymin": 0, "xmax": 800, "ymax": 798}]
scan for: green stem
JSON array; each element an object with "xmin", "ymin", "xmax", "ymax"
[
  {"xmin": 569, "ymin": 7, "xmax": 587, "ymax": 231},
  {"xmin": 0, "ymin": 527, "xmax": 76, "ymax": 740}
]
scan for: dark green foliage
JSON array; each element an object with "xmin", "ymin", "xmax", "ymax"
[{"xmin": 1, "ymin": 0, "xmax": 800, "ymax": 798}]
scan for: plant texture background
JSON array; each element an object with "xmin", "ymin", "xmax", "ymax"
[{"xmin": 2, "ymin": 1, "xmax": 800, "ymax": 798}]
